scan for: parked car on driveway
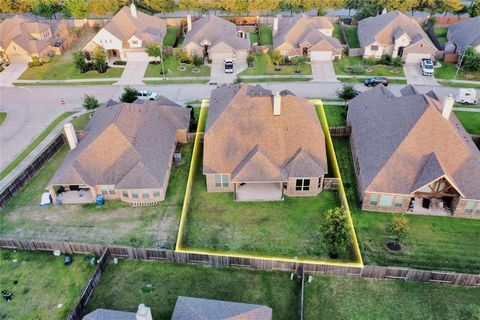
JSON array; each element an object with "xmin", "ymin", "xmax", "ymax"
[
  {"xmin": 224, "ymin": 59, "xmax": 234, "ymax": 73},
  {"xmin": 137, "ymin": 90, "xmax": 159, "ymax": 101},
  {"xmin": 364, "ymin": 77, "xmax": 388, "ymax": 87},
  {"xmin": 420, "ymin": 59, "xmax": 434, "ymax": 76}
]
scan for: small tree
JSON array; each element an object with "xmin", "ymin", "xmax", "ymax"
[
  {"xmin": 82, "ymin": 95, "xmax": 100, "ymax": 110},
  {"xmin": 462, "ymin": 47, "xmax": 480, "ymax": 72},
  {"xmin": 175, "ymin": 49, "xmax": 192, "ymax": 64},
  {"xmin": 192, "ymin": 55, "xmax": 204, "ymax": 66},
  {"xmin": 247, "ymin": 54, "xmax": 255, "ymax": 67},
  {"xmin": 146, "ymin": 43, "xmax": 162, "ymax": 64},
  {"xmin": 320, "ymin": 207, "xmax": 351, "ymax": 258},
  {"xmin": 386, "ymin": 214, "xmax": 409, "ymax": 250},
  {"xmin": 92, "ymin": 46, "xmax": 108, "ymax": 73},
  {"xmin": 72, "ymin": 51, "xmax": 89, "ymax": 73},
  {"xmin": 336, "ymin": 83, "xmax": 358, "ymax": 106},
  {"xmin": 270, "ymin": 50, "xmax": 284, "ymax": 71},
  {"xmin": 120, "ymin": 86, "xmax": 139, "ymax": 103},
  {"xmin": 292, "ymin": 55, "xmax": 309, "ymax": 73},
  {"xmin": 32, "ymin": 0, "xmax": 58, "ymax": 19}
]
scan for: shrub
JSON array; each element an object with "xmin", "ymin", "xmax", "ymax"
[
  {"xmin": 82, "ymin": 95, "xmax": 100, "ymax": 110},
  {"xmin": 350, "ymin": 64, "xmax": 365, "ymax": 73},
  {"xmin": 378, "ymin": 54, "xmax": 392, "ymax": 65},
  {"xmin": 364, "ymin": 57, "xmax": 377, "ymax": 67},
  {"xmin": 320, "ymin": 207, "xmax": 351, "ymax": 258},
  {"xmin": 41, "ymin": 56, "xmax": 51, "ymax": 64},
  {"xmin": 233, "ymin": 75, "xmax": 243, "ymax": 84},
  {"xmin": 120, "ymin": 86, "xmax": 139, "ymax": 103},
  {"xmin": 391, "ymin": 56, "xmax": 403, "ymax": 67},
  {"xmin": 28, "ymin": 56, "xmax": 42, "ymax": 67},
  {"xmin": 386, "ymin": 214, "xmax": 409, "ymax": 250},
  {"xmin": 113, "ymin": 60, "xmax": 127, "ymax": 65},
  {"xmin": 0, "ymin": 66, "xmax": 4, "ymax": 72},
  {"xmin": 192, "ymin": 55, "xmax": 204, "ymax": 66},
  {"xmin": 92, "ymin": 46, "xmax": 108, "ymax": 73},
  {"xmin": 462, "ymin": 47, "xmax": 480, "ymax": 72},
  {"xmin": 247, "ymin": 54, "xmax": 254, "ymax": 67},
  {"xmin": 336, "ymin": 83, "xmax": 359, "ymax": 106},
  {"xmin": 175, "ymin": 49, "xmax": 192, "ymax": 64},
  {"xmin": 72, "ymin": 51, "xmax": 89, "ymax": 73}
]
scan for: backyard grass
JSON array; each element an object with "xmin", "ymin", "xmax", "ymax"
[
  {"xmin": 0, "ymin": 112, "xmax": 7, "ymax": 125},
  {"xmin": 434, "ymin": 26, "xmax": 448, "ymax": 47},
  {"xmin": 304, "ymin": 274, "xmax": 480, "ymax": 320},
  {"xmin": 249, "ymin": 30, "xmax": 260, "ymax": 44},
  {"xmin": 0, "ymin": 112, "xmax": 76, "ymax": 181},
  {"xmin": 85, "ymin": 260, "xmax": 300, "ymax": 320},
  {"xmin": 0, "ymin": 249, "xmax": 94, "ymax": 320},
  {"xmin": 343, "ymin": 25, "xmax": 360, "ymax": 48},
  {"xmin": 333, "ymin": 24, "xmax": 346, "ymax": 44},
  {"xmin": 0, "ymin": 143, "xmax": 193, "ymax": 248},
  {"xmin": 144, "ymin": 55, "xmax": 210, "ymax": 78},
  {"xmin": 259, "ymin": 24, "xmax": 273, "ymax": 45},
  {"xmin": 323, "ymin": 105, "xmax": 346, "ymax": 127},
  {"xmin": 334, "ymin": 55, "xmax": 405, "ymax": 76},
  {"xmin": 240, "ymin": 54, "xmax": 312, "ymax": 76},
  {"xmin": 455, "ymin": 111, "xmax": 480, "ymax": 135},
  {"xmin": 435, "ymin": 61, "xmax": 480, "ymax": 81},
  {"xmin": 333, "ymin": 137, "xmax": 480, "ymax": 273},
  {"xmin": 163, "ymin": 26, "xmax": 180, "ymax": 46}
]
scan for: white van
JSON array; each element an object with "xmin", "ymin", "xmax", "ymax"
[{"xmin": 455, "ymin": 89, "xmax": 478, "ymax": 105}]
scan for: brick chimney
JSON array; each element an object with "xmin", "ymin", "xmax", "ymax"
[
  {"xmin": 273, "ymin": 92, "xmax": 281, "ymax": 116},
  {"xmin": 187, "ymin": 14, "xmax": 192, "ymax": 31},
  {"xmin": 273, "ymin": 16, "xmax": 279, "ymax": 34},
  {"xmin": 442, "ymin": 94, "xmax": 454, "ymax": 119},
  {"xmin": 130, "ymin": 2, "xmax": 137, "ymax": 18}
]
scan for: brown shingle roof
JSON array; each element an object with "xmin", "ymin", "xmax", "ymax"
[
  {"xmin": 348, "ymin": 85, "xmax": 480, "ymax": 199},
  {"xmin": 204, "ymin": 84, "xmax": 327, "ymax": 182},
  {"xmin": 48, "ymin": 99, "xmax": 189, "ymax": 190},
  {"xmin": 0, "ymin": 15, "xmax": 52, "ymax": 54}
]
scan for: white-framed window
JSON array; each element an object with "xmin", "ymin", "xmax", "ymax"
[
  {"xmin": 132, "ymin": 40, "xmax": 138, "ymax": 45},
  {"xmin": 295, "ymin": 179, "xmax": 310, "ymax": 191},
  {"xmin": 394, "ymin": 196, "xmax": 403, "ymax": 208},
  {"xmin": 369, "ymin": 193, "xmax": 379, "ymax": 206},
  {"xmin": 379, "ymin": 195, "xmax": 394, "ymax": 208},
  {"xmin": 371, "ymin": 45, "xmax": 379, "ymax": 51},
  {"xmin": 153, "ymin": 191, "xmax": 161, "ymax": 197},
  {"xmin": 132, "ymin": 192, "xmax": 139, "ymax": 199},
  {"xmin": 122, "ymin": 190, "xmax": 128, "ymax": 197},
  {"xmin": 465, "ymin": 201, "xmax": 474, "ymax": 213},
  {"xmin": 143, "ymin": 192, "xmax": 149, "ymax": 199},
  {"xmin": 101, "ymin": 186, "xmax": 115, "ymax": 195},
  {"xmin": 318, "ymin": 177, "xmax": 322, "ymax": 188},
  {"xmin": 214, "ymin": 174, "xmax": 229, "ymax": 188}
]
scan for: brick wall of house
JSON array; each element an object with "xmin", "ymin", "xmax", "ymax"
[
  {"xmin": 205, "ymin": 174, "xmax": 234, "ymax": 193},
  {"xmin": 176, "ymin": 129, "xmax": 188, "ymax": 144},
  {"xmin": 284, "ymin": 176, "xmax": 323, "ymax": 197},
  {"xmin": 361, "ymin": 192, "xmax": 411, "ymax": 213},
  {"xmin": 453, "ymin": 199, "xmax": 480, "ymax": 219}
]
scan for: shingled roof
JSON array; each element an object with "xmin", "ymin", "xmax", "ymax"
[
  {"xmin": 348, "ymin": 85, "xmax": 480, "ymax": 199},
  {"xmin": 448, "ymin": 16, "xmax": 480, "ymax": 53},
  {"xmin": 204, "ymin": 84, "xmax": 327, "ymax": 182},
  {"xmin": 171, "ymin": 296, "xmax": 272, "ymax": 320},
  {"xmin": 102, "ymin": 5, "xmax": 166, "ymax": 47},
  {"xmin": 358, "ymin": 10, "xmax": 435, "ymax": 48},
  {"xmin": 183, "ymin": 15, "xmax": 249, "ymax": 51},
  {"xmin": 48, "ymin": 99, "xmax": 189, "ymax": 189},
  {"xmin": 0, "ymin": 16, "xmax": 53, "ymax": 54}
]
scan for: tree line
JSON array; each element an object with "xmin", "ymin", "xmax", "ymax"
[{"xmin": 1, "ymin": 0, "xmax": 478, "ymax": 19}]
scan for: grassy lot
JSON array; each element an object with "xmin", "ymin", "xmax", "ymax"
[
  {"xmin": 438, "ymin": 81, "xmax": 480, "ymax": 88},
  {"xmin": 0, "ymin": 143, "xmax": 192, "ymax": 248},
  {"xmin": 333, "ymin": 137, "xmax": 480, "ymax": 273},
  {"xmin": 305, "ymin": 274, "xmax": 480, "ymax": 320},
  {"xmin": 144, "ymin": 55, "xmax": 210, "ymax": 78},
  {"xmin": 14, "ymin": 81, "xmax": 117, "ymax": 86},
  {"xmin": 334, "ymin": 55, "xmax": 404, "ymax": 76},
  {"xmin": 70, "ymin": 112, "xmax": 93, "ymax": 130},
  {"xmin": 324, "ymin": 105, "xmax": 346, "ymax": 127},
  {"xmin": 0, "ymin": 112, "xmax": 7, "ymax": 125},
  {"xmin": 86, "ymin": 260, "xmax": 300, "ymax": 320},
  {"xmin": 240, "ymin": 54, "xmax": 312, "ymax": 76},
  {"xmin": 435, "ymin": 61, "xmax": 480, "ymax": 81},
  {"xmin": 144, "ymin": 79, "xmax": 208, "ymax": 85},
  {"xmin": 163, "ymin": 26, "xmax": 179, "ymax": 46},
  {"xmin": 343, "ymin": 25, "xmax": 360, "ymax": 48},
  {"xmin": 333, "ymin": 24, "xmax": 346, "ymax": 44},
  {"xmin": 455, "ymin": 111, "xmax": 480, "ymax": 135},
  {"xmin": 338, "ymin": 77, "xmax": 408, "ymax": 84},
  {"xmin": 259, "ymin": 24, "xmax": 273, "ymax": 45},
  {"xmin": 0, "ymin": 112, "xmax": 76, "ymax": 180},
  {"xmin": 0, "ymin": 249, "xmax": 94, "ymax": 320},
  {"xmin": 434, "ymin": 26, "xmax": 448, "ymax": 47},
  {"xmin": 241, "ymin": 77, "xmax": 312, "ymax": 83}
]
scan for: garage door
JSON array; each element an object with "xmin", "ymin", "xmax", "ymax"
[
  {"xmin": 310, "ymin": 51, "xmax": 332, "ymax": 61},
  {"xmin": 8, "ymin": 54, "xmax": 29, "ymax": 64},
  {"xmin": 210, "ymin": 51, "xmax": 234, "ymax": 62},
  {"xmin": 126, "ymin": 51, "xmax": 148, "ymax": 61},
  {"xmin": 405, "ymin": 53, "xmax": 432, "ymax": 64}
]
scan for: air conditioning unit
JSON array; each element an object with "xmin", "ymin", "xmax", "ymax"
[{"xmin": 174, "ymin": 152, "xmax": 182, "ymax": 164}]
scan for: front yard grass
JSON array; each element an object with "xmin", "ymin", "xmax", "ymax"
[
  {"xmin": 304, "ymin": 274, "xmax": 480, "ymax": 320},
  {"xmin": 163, "ymin": 26, "xmax": 180, "ymax": 46},
  {"xmin": 85, "ymin": 260, "xmax": 300, "ymax": 320},
  {"xmin": 240, "ymin": 54, "xmax": 312, "ymax": 76},
  {"xmin": 144, "ymin": 55, "xmax": 210, "ymax": 78},
  {"xmin": 343, "ymin": 25, "xmax": 360, "ymax": 48},
  {"xmin": 435, "ymin": 61, "xmax": 480, "ymax": 81},
  {"xmin": 333, "ymin": 137, "xmax": 480, "ymax": 273},
  {"xmin": 434, "ymin": 26, "xmax": 448, "ymax": 47},
  {"xmin": 0, "ymin": 249, "xmax": 94, "ymax": 320},
  {"xmin": 334, "ymin": 55, "xmax": 405, "ymax": 76},
  {"xmin": 455, "ymin": 111, "xmax": 480, "ymax": 135},
  {"xmin": 0, "ymin": 143, "xmax": 193, "ymax": 249}
]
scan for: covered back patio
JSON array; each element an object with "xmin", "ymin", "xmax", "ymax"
[
  {"xmin": 48, "ymin": 185, "xmax": 96, "ymax": 205},
  {"xmin": 235, "ymin": 182, "xmax": 283, "ymax": 201},
  {"xmin": 408, "ymin": 177, "xmax": 461, "ymax": 216}
]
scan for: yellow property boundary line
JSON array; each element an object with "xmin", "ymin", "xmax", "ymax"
[{"xmin": 175, "ymin": 98, "xmax": 363, "ymax": 268}]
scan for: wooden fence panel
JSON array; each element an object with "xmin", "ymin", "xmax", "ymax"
[{"xmin": 328, "ymin": 127, "xmax": 351, "ymax": 137}]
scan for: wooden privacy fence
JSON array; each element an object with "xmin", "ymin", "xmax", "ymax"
[
  {"xmin": 1, "ymin": 238, "xmax": 479, "ymax": 287},
  {"xmin": 329, "ymin": 126, "xmax": 351, "ymax": 137}
]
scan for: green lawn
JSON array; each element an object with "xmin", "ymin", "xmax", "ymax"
[
  {"xmin": 434, "ymin": 26, "xmax": 448, "ymax": 47},
  {"xmin": 240, "ymin": 54, "xmax": 312, "ymax": 76},
  {"xmin": 438, "ymin": 81, "xmax": 480, "ymax": 88},
  {"xmin": 455, "ymin": 111, "xmax": 480, "ymax": 135},
  {"xmin": 334, "ymin": 55, "xmax": 404, "ymax": 76},
  {"xmin": 143, "ymin": 79, "xmax": 208, "ymax": 85},
  {"xmin": 259, "ymin": 24, "xmax": 273, "ymax": 45},
  {"xmin": 70, "ymin": 112, "xmax": 93, "ymax": 130},
  {"xmin": 0, "ymin": 112, "xmax": 7, "ymax": 125},
  {"xmin": 14, "ymin": 81, "xmax": 117, "ymax": 86},
  {"xmin": 249, "ymin": 30, "xmax": 260, "ymax": 45},
  {"xmin": 435, "ymin": 61, "xmax": 480, "ymax": 81},
  {"xmin": 333, "ymin": 137, "xmax": 480, "ymax": 273},
  {"xmin": 0, "ymin": 249, "xmax": 94, "ymax": 320},
  {"xmin": 144, "ymin": 55, "xmax": 210, "ymax": 78},
  {"xmin": 343, "ymin": 25, "xmax": 360, "ymax": 48},
  {"xmin": 323, "ymin": 105, "xmax": 346, "ymax": 127},
  {"xmin": 242, "ymin": 77, "xmax": 312, "ymax": 83},
  {"xmin": 0, "ymin": 112, "xmax": 76, "ymax": 181},
  {"xmin": 305, "ymin": 274, "xmax": 480, "ymax": 320},
  {"xmin": 163, "ymin": 26, "xmax": 180, "ymax": 46},
  {"xmin": 1, "ymin": 143, "xmax": 192, "ymax": 248},
  {"xmin": 333, "ymin": 24, "xmax": 346, "ymax": 44},
  {"xmin": 86, "ymin": 260, "xmax": 300, "ymax": 320}
]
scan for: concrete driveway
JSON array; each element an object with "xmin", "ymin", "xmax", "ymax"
[
  {"xmin": 0, "ymin": 63, "xmax": 28, "ymax": 87},
  {"xmin": 209, "ymin": 59, "xmax": 247, "ymax": 84},
  {"xmin": 311, "ymin": 60, "xmax": 338, "ymax": 82},
  {"xmin": 115, "ymin": 60, "xmax": 149, "ymax": 85},
  {"xmin": 403, "ymin": 63, "xmax": 438, "ymax": 86}
]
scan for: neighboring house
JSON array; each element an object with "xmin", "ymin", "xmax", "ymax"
[
  {"xmin": 203, "ymin": 84, "xmax": 327, "ymax": 201},
  {"xmin": 347, "ymin": 85, "xmax": 480, "ymax": 218},
  {"xmin": 84, "ymin": 303, "xmax": 152, "ymax": 320},
  {"xmin": 358, "ymin": 10, "xmax": 438, "ymax": 63},
  {"xmin": 273, "ymin": 14, "xmax": 342, "ymax": 61},
  {"xmin": 445, "ymin": 16, "xmax": 480, "ymax": 54},
  {"xmin": 83, "ymin": 3, "xmax": 167, "ymax": 63},
  {"xmin": 47, "ymin": 97, "xmax": 190, "ymax": 205},
  {"xmin": 0, "ymin": 15, "xmax": 69, "ymax": 63},
  {"xmin": 172, "ymin": 296, "xmax": 272, "ymax": 320},
  {"xmin": 182, "ymin": 14, "xmax": 250, "ymax": 61}
]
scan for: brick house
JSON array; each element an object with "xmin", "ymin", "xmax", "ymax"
[
  {"xmin": 203, "ymin": 84, "xmax": 327, "ymax": 201},
  {"xmin": 348, "ymin": 85, "xmax": 480, "ymax": 218}
]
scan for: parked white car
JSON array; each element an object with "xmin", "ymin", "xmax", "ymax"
[
  {"xmin": 420, "ymin": 59, "xmax": 434, "ymax": 76},
  {"xmin": 455, "ymin": 88, "xmax": 478, "ymax": 105},
  {"xmin": 137, "ymin": 90, "xmax": 159, "ymax": 101},
  {"xmin": 224, "ymin": 59, "xmax": 234, "ymax": 73}
]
